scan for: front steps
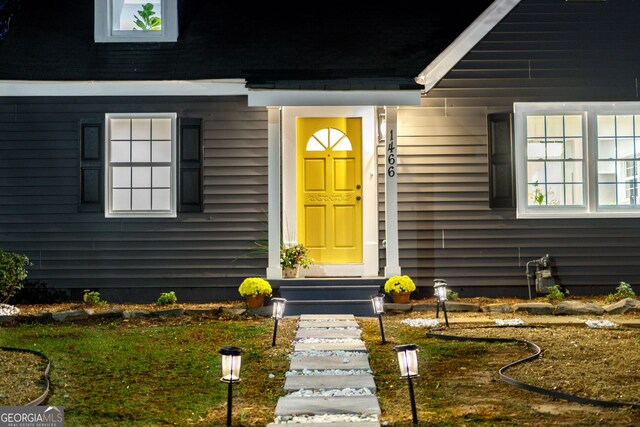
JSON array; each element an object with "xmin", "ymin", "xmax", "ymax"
[{"xmin": 273, "ymin": 278, "xmax": 384, "ymax": 316}]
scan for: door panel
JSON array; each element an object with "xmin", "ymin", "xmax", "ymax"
[
  {"xmin": 297, "ymin": 117, "xmax": 362, "ymax": 263},
  {"xmin": 304, "ymin": 205, "xmax": 326, "ymax": 247},
  {"xmin": 334, "ymin": 205, "xmax": 356, "ymax": 247},
  {"xmin": 304, "ymin": 159, "xmax": 326, "ymax": 191}
]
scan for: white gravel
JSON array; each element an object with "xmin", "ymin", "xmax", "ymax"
[
  {"xmin": 274, "ymin": 414, "xmax": 378, "ymax": 424},
  {"xmin": 288, "ymin": 387, "xmax": 373, "ymax": 397},
  {"xmin": 285, "ymin": 369, "xmax": 372, "ymax": 376},
  {"xmin": 495, "ymin": 318, "xmax": 525, "ymax": 326},
  {"xmin": 585, "ymin": 319, "xmax": 619, "ymax": 328},
  {"xmin": 296, "ymin": 338, "xmax": 363, "ymax": 343},
  {"xmin": 0, "ymin": 304, "xmax": 19, "ymax": 316},
  {"xmin": 301, "ymin": 327, "xmax": 358, "ymax": 330},
  {"xmin": 400, "ymin": 318, "xmax": 440, "ymax": 327},
  {"xmin": 293, "ymin": 350, "xmax": 364, "ymax": 358}
]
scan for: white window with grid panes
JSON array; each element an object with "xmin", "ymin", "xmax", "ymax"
[
  {"xmin": 515, "ymin": 103, "xmax": 640, "ymax": 218},
  {"xmin": 105, "ymin": 113, "xmax": 177, "ymax": 217},
  {"xmin": 94, "ymin": 0, "xmax": 178, "ymax": 43}
]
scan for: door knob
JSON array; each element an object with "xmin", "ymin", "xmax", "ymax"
[
  {"xmin": 356, "ymin": 184, "xmax": 361, "ymax": 190},
  {"xmin": 356, "ymin": 196, "xmax": 361, "ymax": 201}
]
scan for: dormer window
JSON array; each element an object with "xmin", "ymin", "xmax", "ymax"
[{"xmin": 94, "ymin": 0, "xmax": 178, "ymax": 43}]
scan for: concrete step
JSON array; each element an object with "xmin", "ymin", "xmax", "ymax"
[
  {"xmin": 285, "ymin": 300, "xmax": 375, "ymax": 316},
  {"xmin": 298, "ymin": 320, "xmax": 360, "ymax": 328},
  {"xmin": 279, "ymin": 285, "xmax": 380, "ymax": 301},
  {"xmin": 300, "ymin": 314, "xmax": 356, "ymax": 321},
  {"xmin": 295, "ymin": 327, "xmax": 361, "ymax": 340},
  {"xmin": 268, "ymin": 423, "xmax": 380, "ymax": 427},
  {"xmin": 274, "ymin": 395, "xmax": 381, "ymax": 417},
  {"xmin": 284, "ymin": 374, "xmax": 376, "ymax": 392},
  {"xmin": 294, "ymin": 341, "xmax": 367, "ymax": 352},
  {"xmin": 290, "ymin": 355, "xmax": 370, "ymax": 371}
]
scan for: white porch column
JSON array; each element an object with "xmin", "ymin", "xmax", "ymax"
[
  {"xmin": 266, "ymin": 107, "xmax": 283, "ymax": 279},
  {"xmin": 384, "ymin": 106, "xmax": 401, "ymax": 277}
]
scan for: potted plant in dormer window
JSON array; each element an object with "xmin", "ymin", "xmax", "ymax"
[
  {"xmin": 384, "ymin": 275, "xmax": 416, "ymax": 303},
  {"xmin": 280, "ymin": 243, "xmax": 314, "ymax": 278},
  {"xmin": 238, "ymin": 277, "xmax": 272, "ymax": 308}
]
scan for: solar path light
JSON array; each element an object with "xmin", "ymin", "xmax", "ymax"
[
  {"xmin": 370, "ymin": 293, "xmax": 386, "ymax": 343},
  {"xmin": 394, "ymin": 344, "xmax": 420, "ymax": 424},
  {"xmin": 433, "ymin": 278, "xmax": 449, "ymax": 327},
  {"xmin": 219, "ymin": 346, "xmax": 242, "ymax": 426},
  {"xmin": 271, "ymin": 298, "xmax": 287, "ymax": 347}
]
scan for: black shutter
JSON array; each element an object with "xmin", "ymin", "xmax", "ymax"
[
  {"xmin": 79, "ymin": 120, "xmax": 103, "ymax": 212},
  {"xmin": 179, "ymin": 118, "xmax": 203, "ymax": 212},
  {"xmin": 488, "ymin": 113, "xmax": 515, "ymax": 209}
]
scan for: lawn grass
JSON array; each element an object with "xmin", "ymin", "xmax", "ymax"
[{"xmin": 0, "ymin": 316, "xmax": 295, "ymax": 426}]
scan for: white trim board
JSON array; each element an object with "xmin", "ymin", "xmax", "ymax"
[
  {"xmin": 415, "ymin": 0, "xmax": 520, "ymax": 92},
  {"xmin": 0, "ymin": 80, "xmax": 249, "ymax": 97},
  {"xmin": 281, "ymin": 106, "xmax": 379, "ymax": 277},
  {"xmin": 248, "ymin": 90, "xmax": 421, "ymax": 107}
]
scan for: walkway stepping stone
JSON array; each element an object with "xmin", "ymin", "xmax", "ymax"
[
  {"xmin": 274, "ymin": 396, "xmax": 381, "ymax": 417},
  {"xmin": 268, "ymin": 422, "xmax": 380, "ymax": 427},
  {"xmin": 299, "ymin": 314, "xmax": 355, "ymax": 320},
  {"xmin": 298, "ymin": 320, "xmax": 360, "ymax": 328},
  {"xmin": 290, "ymin": 355, "xmax": 370, "ymax": 370},
  {"xmin": 294, "ymin": 341, "xmax": 367, "ymax": 352},
  {"xmin": 295, "ymin": 328, "xmax": 361, "ymax": 340},
  {"xmin": 284, "ymin": 374, "xmax": 376, "ymax": 392}
]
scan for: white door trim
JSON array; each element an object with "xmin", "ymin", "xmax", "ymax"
[{"xmin": 281, "ymin": 106, "xmax": 378, "ymax": 277}]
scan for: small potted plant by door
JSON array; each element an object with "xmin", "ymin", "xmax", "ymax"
[
  {"xmin": 280, "ymin": 243, "xmax": 314, "ymax": 278},
  {"xmin": 384, "ymin": 275, "xmax": 416, "ymax": 303},
  {"xmin": 238, "ymin": 277, "xmax": 272, "ymax": 308}
]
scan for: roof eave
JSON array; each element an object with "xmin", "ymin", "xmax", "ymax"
[{"xmin": 415, "ymin": 0, "xmax": 521, "ymax": 93}]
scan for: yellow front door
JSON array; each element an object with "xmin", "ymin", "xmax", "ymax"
[{"xmin": 297, "ymin": 117, "xmax": 362, "ymax": 263}]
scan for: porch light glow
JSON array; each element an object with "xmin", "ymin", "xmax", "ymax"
[
  {"xmin": 394, "ymin": 344, "xmax": 419, "ymax": 424},
  {"xmin": 378, "ymin": 112, "xmax": 386, "ymax": 144}
]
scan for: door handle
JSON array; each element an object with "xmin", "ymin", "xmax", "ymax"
[
  {"xmin": 356, "ymin": 184, "xmax": 361, "ymax": 190},
  {"xmin": 356, "ymin": 196, "xmax": 361, "ymax": 201}
]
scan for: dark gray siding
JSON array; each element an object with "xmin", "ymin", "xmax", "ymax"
[
  {"xmin": 0, "ymin": 96, "xmax": 267, "ymax": 302},
  {"xmin": 390, "ymin": 0, "xmax": 640, "ymax": 297}
]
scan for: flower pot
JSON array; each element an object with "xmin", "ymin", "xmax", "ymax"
[
  {"xmin": 282, "ymin": 266, "xmax": 300, "ymax": 278},
  {"xmin": 246, "ymin": 294, "xmax": 266, "ymax": 309},
  {"xmin": 392, "ymin": 291, "xmax": 411, "ymax": 304}
]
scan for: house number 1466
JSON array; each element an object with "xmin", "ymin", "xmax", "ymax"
[{"xmin": 387, "ymin": 129, "xmax": 396, "ymax": 177}]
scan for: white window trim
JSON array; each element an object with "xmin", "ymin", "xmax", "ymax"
[
  {"xmin": 105, "ymin": 113, "xmax": 178, "ymax": 218},
  {"xmin": 515, "ymin": 102, "xmax": 640, "ymax": 218},
  {"xmin": 94, "ymin": 0, "xmax": 178, "ymax": 43}
]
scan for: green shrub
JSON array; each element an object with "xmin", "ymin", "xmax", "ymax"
[
  {"xmin": 606, "ymin": 281, "xmax": 636, "ymax": 303},
  {"xmin": 446, "ymin": 289, "xmax": 459, "ymax": 301},
  {"xmin": 546, "ymin": 284, "xmax": 568, "ymax": 303},
  {"xmin": 0, "ymin": 250, "xmax": 31, "ymax": 303},
  {"xmin": 83, "ymin": 289, "xmax": 107, "ymax": 306},
  {"xmin": 157, "ymin": 291, "xmax": 177, "ymax": 305}
]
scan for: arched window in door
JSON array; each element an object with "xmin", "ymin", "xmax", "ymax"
[{"xmin": 306, "ymin": 128, "xmax": 353, "ymax": 152}]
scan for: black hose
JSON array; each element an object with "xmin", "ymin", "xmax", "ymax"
[
  {"xmin": 1, "ymin": 346, "xmax": 51, "ymax": 406},
  {"xmin": 426, "ymin": 331, "xmax": 640, "ymax": 410}
]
